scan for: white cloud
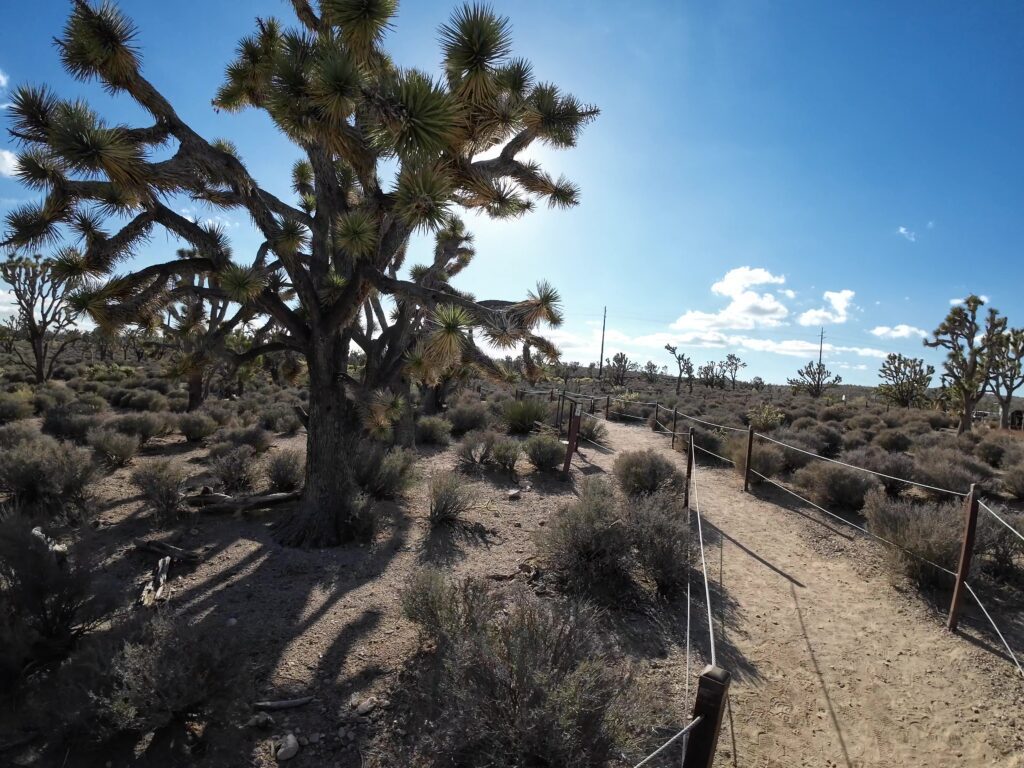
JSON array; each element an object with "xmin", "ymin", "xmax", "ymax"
[
  {"xmin": 0, "ymin": 289, "xmax": 19, "ymax": 316},
  {"xmin": 0, "ymin": 69, "xmax": 8, "ymax": 89},
  {"xmin": 779, "ymin": 289, "xmax": 796, "ymax": 299},
  {"xmin": 926, "ymin": 221, "xmax": 935, "ymax": 229},
  {"xmin": 949, "ymin": 295, "xmax": 989, "ymax": 306},
  {"xmin": 798, "ymin": 289, "xmax": 855, "ymax": 326},
  {"xmin": 870, "ymin": 324, "xmax": 927, "ymax": 339},
  {"xmin": 671, "ymin": 266, "xmax": 789, "ymax": 332},
  {"xmin": 897, "ymin": 226, "xmax": 916, "ymax": 242},
  {"xmin": 0, "ymin": 149, "xmax": 18, "ymax": 177}
]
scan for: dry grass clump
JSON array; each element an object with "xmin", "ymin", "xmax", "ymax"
[
  {"xmin": 862, "ymin": 488, "xmax": 960, "ymax": 588},
  {"xmin": 416, "ymin": 415, "xmax": 452, "ymax": 446},
  {"xmin": 0, "ymin": 436, "xmax": 96, "ymax": 519},
  {"xmin": 86, "ymin": 426, "xmax": 140, "ymax": 468},
  {"xmin": 727, "ymin": 438, "xmax": 785, "ymax": 484},
  {"xmin": 793, "ymin": 460, "xmax": 881, "ymax": 511},
  {"xmin": 207, "ymin": 443, "xmax": 259, "ymax": 493},
  {"xmin": 131, "ymin": 459, "xmax": 189, "ymax": 524},
  {"xmin": 503, "ymin": 399, "xmax": 550, "ymax": 435},
  {"xmin": 266, "ymin": 448, "xmax": 305, "ymax": 492},
  {"xmin": 400, "ymin": 570, "xmax": 646, "ymax": 767},
  {"xmin": 428, "ymin": 471, "xmax": 475, "ymax": 527},
  {"xmin": 912, "ymin": 447, "xmax": 993, "ymax": 494},
  {"xmin": 491, "ymin": 436, "xmax": 521, "ymax": 473},
  {"xmin": 613, "ymin": 449, "xmax": 681, "ymax": 496},
  {"xmin": 446, "ymin": 401, "xmax": 490, "ymax": 435},
  {"xmin": 625, "ymin": 490, "xmax": 691, "ymax": 597},
  {"xmin": 456, "ymin": 430, "xmax": 496, "ymax": 469},
  {"xmin": 177, "ymin": 412, "xmax": 218, "ymax": 443},
  {"xmin": 354, "ymin": 445, "xmax": 415, "ymax": 499},
  {"xmin": 524, "ymin": 433, "xmax": 564, "ymax": 471},
  {"xmin": 0, "ymin": 390, "xmax": 35, "ymax": 424}
]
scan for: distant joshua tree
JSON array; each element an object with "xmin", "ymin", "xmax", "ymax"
[
  {"xmin": 877, "ymin": 353, "xmax": 934, "ymax": 408},
  {"xmin": 606, "ymin": 352, "xmax": 636, "ymax": 386},
  {"xmin": 642, "ymin": 360, "xmax": 659, "ymax": 383},
  {"xmin": 788, "ymin": 360, "xmax": 841, "ymax": 399},
  {"xmin": 723, "ymin": 353, "xmax": 746, "ymax": 390},
  {"xmin": 989, "ymin": 329, "xmax": 1024, "ymax": 429},
  {"xmin": 665, "ymin": 343, "xmax": 693, "ymax": 395}
]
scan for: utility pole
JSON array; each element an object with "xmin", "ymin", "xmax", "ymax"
[
  {"xmin": 597, "ymin": 305, "xmax": 607, "ymax": 380},
  {"xmin": 818, "ymin": 327, "xmax": 824, "ymax": 366}
]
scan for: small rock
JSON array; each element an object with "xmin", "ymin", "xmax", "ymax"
[
  {"xmin": 508, "ymin": 488, "xmax": 521, "ymax": 500},
  {"xmin": 245, "ymin": 712, "xmax": 274, "ymax": 729},
  {"xmin": 298, "ymin": 736, "xmax": 309, "ymax": 747},
  {"xmin": 309, "ymin": 733, "xmax": 320, "ymax": 744},
  {"xmin": 226, "ymin": 617, "xmax": 238, "ymax": 627},
  {"xmin": 337, "ymin": 727, "xmax": 348, "ymax": 740},
  {"xmin": 356, "ymin": 697, "xmax": 377, "ymax": 715},
  {"xmin": 276, "ymin": 734, "xmax": 299, "ymax": 761}
]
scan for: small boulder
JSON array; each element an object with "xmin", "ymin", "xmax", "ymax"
[
  {"xmin": 355, "ymin": 697, "xmax": 377, "ymax": 716},
  {"xmin": 276, "ymin": 734, "xmax": 299, "ymax": 761}
]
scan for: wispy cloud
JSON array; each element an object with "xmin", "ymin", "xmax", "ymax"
[
  {"xmin": 0, "ymin": 69, "xmax": 8, "ymax": 90},
  {"xmin": 0, "ymin": 149, "xmax": 18, "ymax": 177},
  {"xmin": 897, "ymin": 226, "xmax": 916, "ymax": 242},
  {"xmin": 0, "ymin": 289, "xmax": 18, "ymax": 316},
  {"xmin": 670, "ymin": 266, "xmax": 789, "ymax": 332},
  {"xmin": 798, "ymin": 289, "xmax": 855, "ymax": 326},
  {"xmin": 870, "ymin": 324, "xmax": 927, "ymax": 339}
]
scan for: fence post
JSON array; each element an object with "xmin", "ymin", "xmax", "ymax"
[
  {"xmin": 653, "ymin": 403, "xmax": 659, "ymax": 430},
  {"xmin": 684, "ymin": 430, "xmax": 694, "ymax": 509},
  {"xmin": 671, "ymin": 409, "xmax": 679, "ymax": 450},
  {"xmin": 682, "ymin": 665, "xmax": 732, "ymax": 768},
  {"xmin": 604, "ymin": 395, "xmax": 610, "ymax": 419},
  {"xmin": 948, "ymin": 483, "xmax": 979, "ymax": 632},
  {"xmin": 556, "ymin": 391, "xmax": 565, "ymax": 431},
  {"xmin": 589, "ymin": 396, "xmax": 595, "ymax": 414},
  {"xmin": 742, "ymin": 425, "xmax": 754, "ymax": 493},
  {"xmin": 563, "ymin": 402, "xmax": 579, "ymax": 475},
  {"xmin": 549, "ymin": 388, "xmax": 555, "ymax": 402}
]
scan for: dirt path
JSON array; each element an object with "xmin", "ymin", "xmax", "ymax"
[{"xmin": 598, "ymin": 419, "xmax": 1024, "ymax": 768}]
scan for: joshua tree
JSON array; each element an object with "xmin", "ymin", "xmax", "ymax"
[
  {"xmin": 924, "ymin": 295, "xmax": 1004, "ymax": 434},
  {"xmin": 0, "ymin": 254, "xmax": 82, "ymax": 382},
  {"xmin": 750, "ymin": 375, "xmax": 765, "ymax": 392},
  {"xmin": 877, "ymin": 353, "xmax": 934, "ymax": 408},
  {"xmin": 665, "ymin": 343, "xmax": 693, "ymax": 395},
  {"xmin": 787, "ymin": 360, "xmax": 841, "ymax": 398},
  {"xmin": 723, "ymin": 352, "xmax": 745, "ymax": 390},
  {"xmin": 0, "ymin": 316, "xmax": 19, "ymax": 354},
  {"xmin": 606, "ymin": 352, "xmax": 636, "ymax": 386},
  {"xmin": 642, "ymin": 360, "xmax": 659, "ymax": 384},
  {"xmin": 557, "ymin": 360, "xmax": 580, "ymax": 387},
  {"xmin": 988, "ymin": 328, "xmax": 1024, "ymax": 429},
  {"xmin": 3, "ymin": 1, "xmax": 595, "ymax": 546},
  {"xmin": 697, "ymin": 361, "xmax": 719, "ymax": 389}
]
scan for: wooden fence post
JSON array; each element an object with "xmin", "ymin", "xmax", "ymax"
[
  {"xmin": 948, "ymin": 483, "xmax": 979, "ymax": 632},
  {"xmin": 742, "ymin": 425, "xmax": 754, "ymax": 493},
  {"xmin": 563, "ymin": 402, "xmax": 579, "ymax": 475},
  {"xmin": 653, "ymin": 403, "xmax": 659, "ymax": 430},
  {"xmin": 604, "ymin": 395, "xmax": 610, "ymax": 419},
  {"xmin": 556, "ymin": 391, "xmax": 564, "ymax": 431},
  {"xmin": 589, "ymin": 396, "xmax": 595, "ymax": 414},
  {"xmin": 671, "ymin": 409, "xmax": 679, "ymax": 450},
  {"xmin": 684, "ymin": 430, "xmax": 694, "ymax": 509},
  {"xmin": 682, "ymin": 665, "xmax": 732, "ymax": 768}
]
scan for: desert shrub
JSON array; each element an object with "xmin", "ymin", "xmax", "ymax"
[
  {"xmin": 789, "ymin": 415, "xmax": 817, "ymax": 431},
  {"xmin": 841, "ymin": 429, "xmax": 871, "ymax": 451},
  {"xmin": 613, "ymin": 449, "xmax": 681, "ymax": 496},
  {"xmin": 112, "ymin": 412, "xmax": 172, "ymax": 446},
  {"xmin": 524, "ymin": 433, "xmax": 565, "ymax": 472},
  {"xmin": 175, "ymin": 412, "xmax": 216, "ymax": 443},
  {"xmin": 976, "ymin": 508, "xmax": 1024, "ymax": 576},
  {"xmin": 746, "ymin": 402, "xmax": 784, "ymax": 432},
  {"xmin": 416, "ymin": 415, "xmax": 452, "ymax": 446},
  {"xmin": 87, "ymin": 427, "xmax": 140, "ymax": 468},
  {"xmin": 202, "ymin": 403, "xmax": 235, "ymax": 426},
  {"xmin": 503, "ymin": 398, "xmax": 550, "ymax": 435},
  {"xmin": 401, "ymin": 573, "xmax": 641, "ymax": 767},
  {"xmin": 863, "ymin": 488, "xmax": 960, "ymax": 588},
  {"xmin": 576, "ymin": 412, "xmax": 607, "ymax": 443},
  {"xmin": 401, "ymin": 568, "xmax": 497, "ymax": 646},
  {"xmin": 873, "ymin": 429, "xmax": 911, "ymax": 453},
  {"xmin": 131, "ymin": 459, "xmax": 189, "ymax": 524},
  {"xmin": 0, "ymin": 390, "xmax": 34, "ymax": 424},
  {"xmin": 539, "ymin": 478, "xmax": 629, "ymax": 587},
  {"xmin": 793, "ymin": 461, "xmax": 881, "ymax": 510},
  {"xmin": 221, "ymin": 425, "xmax": 273, "ymax": 453},
  {"xmin": 818, "ymin": 406, "xmax": 847, "ymax": 423},
  {"xmin": 846, "ymin": 414, "xmax": 883, "ymax": 433},
  {"xmin": 727, "ymin": 438, "xmax": 785, "ymax": 483},
  {"xmin": 913, "ymin": 447, "xmax": 993, "ymax": 494},
  {"xmin": 447, "ymin": 401, "xmax": 489, "ymax": 435},
  {"xmin": 122, "ymin": 389, "xmax": 169, "ymax": 412},
  {"xmin": 0, "ymin": 436, "xmax": 96, "ymax": 518},
  {"xmin": 457, "ymin": 430, "xmax": 496, "ymax": 469},
  {"xmin": 975, "ymin": 435, "xmax": 1010, "ymax": 468},
  {"xmin": 625, "ymin": 490, "xmax": 690, "ymax": 597},
  {"xmin": 42, "ymin": 401, "xmax": 106, "ymax": 443},
  {"xmin": 209, "ymin": 444, "xmax": 258, "ymax": 493},
  {"xmin": 690, "ymin": 425, "xmax": 726, "ymax": 460},
  {"xmin": 492, "ymin": 436, "xmax": 521, "ymax": 473},
  {"xmin": 32, "ymin": 391, "xmax": 57, "ymax": 415},
  {"xmin": 353, "ymin": 445, "xmax": 415, "ymax": 499},
  {"xmin": 0, "ymin": 421, "xmax": 40, "ymax": 449},
  {"xmin": 258, "ymin": 403, "xmax": 302, "ymax": 434},
  {"xmin": 841, "ymin": 446, "xmax": 914, "ymax": 496},
  {"xmin": 428, "ymin": 472, "xmax": 475, "ymax": 527},
  {"xmin": 811, "ymin": 424, "xmax": 843, "ymax": 457},
  {"xmin": 771, "ymin": 428, "xmax": 822, "ymax": 471},
  {"xmin": 49, "ymin": 613, "xmax": 247, "ymax": 748},
  {"xmin": 0, "ymin": 520, "xmax": 102, "ymax": 696},
  {"xmin": 266, "ymin": 449, "xmax": 305, "ymax": 492},
  {"xmin": 928, "ymin": 412, "xmax": 954, "ymax": 430},
  {"xmin": 1002, "ymin": 462, "xmax": 1024, "ymax": 500}
]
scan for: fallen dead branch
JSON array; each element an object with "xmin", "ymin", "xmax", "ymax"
[
  {"xmin": 254, "ymin": 696, "xmax": 315, "ymax": 711},
  {"xmin": 134, "ymin": 539, "xmax": 200, "ymax": 562},
  {"xmin": 185, "ymin": 491, "xmax": 302, "ymax": 515}
]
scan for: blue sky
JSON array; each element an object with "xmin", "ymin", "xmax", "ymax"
[{"xmin": 2, "ymin": 1, "xmax": 1023, "ymax": 384}]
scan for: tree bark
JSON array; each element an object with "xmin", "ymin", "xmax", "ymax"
[
  {"xmin": 275, "ymin": 330, "xmax": 364, "ymax": 547},
  {"xmin": 186, "ymin": 370, "xmax": 205, "ymax": 412},
  {"xmin": 999, "ymin": 400, "xmax": 1011, "ymax": 430}
]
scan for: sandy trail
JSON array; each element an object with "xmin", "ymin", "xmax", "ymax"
[{"xmin": 597, "ymin": 418, "xmax": 1023, "ymax": 768}]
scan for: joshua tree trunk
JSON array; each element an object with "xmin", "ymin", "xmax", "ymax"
[
  {"xmin": 276, "ymin": 330, "xmax": 362, "ymax": 547},
  {"xmin": 31, "ymin": 337, "xmax": 46, "ymax": 384},
  {"xmin": 958, "ymin": 400, "xmax": 976, "ymax": 435},
  {"xmin": 186, "ymin": 371, "xmax": 205, "ymax": 412},
  {"xmin": 998, "ymin": 400, "xmax": 1011, "ymax": 430}
]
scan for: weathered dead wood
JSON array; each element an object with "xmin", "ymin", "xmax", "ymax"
[
  {"xmin": 187, "ymin": 491, "xmax": 302, "ymax": 515},
  {"xmin": 140, "ymin": 556, "xmax": 171, "ymax": 607},
  {"xmin": 133, "ymin": 539, "xmax": 200, "ymax": 562},
  {"xmin": 253, "ymin": 696, "xmax": 315, "ymax": 711}
]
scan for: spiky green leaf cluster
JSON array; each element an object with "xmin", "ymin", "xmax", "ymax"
[{"xmin": 58, "ymin": 0, "xmax": 141, "ymax": 89}]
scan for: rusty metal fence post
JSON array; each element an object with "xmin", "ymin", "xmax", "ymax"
[{"xmin": 948, "ymin": 483, "xmax": 979, "ymax": 632}]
